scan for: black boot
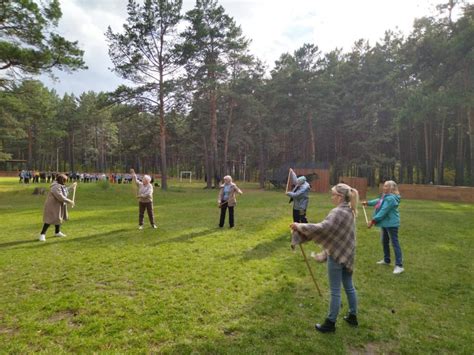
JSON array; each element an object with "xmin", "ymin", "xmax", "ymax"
[
  {"xmin": 315, "ymin": 318, "xmax": 335, "ymax": 333},
  {"xmin": 343, "ymin": 313, "xmax": 358, "ymax": 326}
]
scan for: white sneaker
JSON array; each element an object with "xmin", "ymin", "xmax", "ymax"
[
  {"xmin": 55, "ymin": 231, "xmax": 67, "ymax": 237},
  {"xmin": 393, "ymin": 266, "xmax": 405, "ymax": 274},
  {"xmin": 39, "ymin": 234, "xmax": 46, "ymax": 242},
  {"xmin": 376, "ymin": 259, "xmax": 390, "ymax": 265},
  {"xmin": 138, "ymin": 225, "xmax": 144, "ymax": 230},
  {"xmin": 152, "ymin": 224, "xmax": 157, "ymax": 229}
]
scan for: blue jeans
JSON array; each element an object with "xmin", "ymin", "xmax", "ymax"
[
  {"xmin": 327, "ymin": 255, "xmax": 357, "ymax": 322},
  {"xmin": 381, "ymin": 227, "xmax": 403, "ymax": 267}
]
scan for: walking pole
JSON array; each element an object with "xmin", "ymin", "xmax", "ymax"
[
  {"xmin": 285, "ymin": 168, "xmax": 292, "ymax": 194},
  {"xmin": 71, "ymin": 183, "xmax": 77, "ymax": 208},
  {"xmin": 362, "ymin": 205, "xmax": 369, "ymax": 225},
  {"xmin": 299, "ymin": 244, "xmax": 323, "ymax": 297}
]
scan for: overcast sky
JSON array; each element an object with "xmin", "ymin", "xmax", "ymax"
[{"xmin": 41, "ymin": 0, "xmax": 459, "ymax": 96}]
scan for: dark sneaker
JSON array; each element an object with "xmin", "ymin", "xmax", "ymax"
[
  {"xmin": 343, "ymin": 313, "xmax": 358, "ymax": 326},
  {"xmin": 315, "ymin": 318, "xmax": 336, "ymax": 333}
]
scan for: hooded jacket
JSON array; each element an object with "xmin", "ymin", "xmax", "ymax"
[
  {"xmin": 287, "ymin": 181, "xmax": 310, "ymax": 210},
  {"xmin": 368, "ymin": 193, "xmax": 401, "ymax": 228}
]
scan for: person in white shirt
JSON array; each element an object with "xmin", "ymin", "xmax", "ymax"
[{"xmin": 130, "ymin": 168, "xmax": 157, "ymax": 230}]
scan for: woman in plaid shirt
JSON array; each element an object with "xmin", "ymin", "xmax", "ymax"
[{"xmin": 290, "ymin": 183, "xmax": 359, "ymax": 333}]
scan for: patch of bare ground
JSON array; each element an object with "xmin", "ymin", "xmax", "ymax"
[
  {"xmin": 48, "ymin": 309, "xmax": 81, "ymax": 327},
  {"xmin": 348, "ymin": 342, "xmax": 400, "ymax": 355}
]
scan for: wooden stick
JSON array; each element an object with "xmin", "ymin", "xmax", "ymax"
[
  {"xmin": 71, "ymin": 183, "xmax": 77, "ymax": 208},
  {"xmin": 299, "ymin": 244, "xmax": 323, "ymax": 297},
  {"xmin": 285, "ymin": 168, "xmax": 292, "ymax": 194},
  {"xmin": 362, "ymin": 205, "xmax": 369, "ymax": 225},
  {"xmin": 219, "ymin": 200, "xmax": 228, "ymax": 208}
]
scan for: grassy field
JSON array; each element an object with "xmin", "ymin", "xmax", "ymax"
[{"xmin": 0, "ymin": 177, "xmax": 473, "ymax": 354}]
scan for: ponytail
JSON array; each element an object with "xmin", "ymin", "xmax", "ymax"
[{"xmin": 332, "ymin": 183, "xmax": 359, "ymax": 217}]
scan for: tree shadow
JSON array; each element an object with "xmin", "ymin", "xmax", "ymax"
[
  {"xmin": 0, "ymin": 239, "xmax": 38, "ymax": 249},
  {"xmin": 157, "ymin": 256, "xmax": 338, "ymax": 354}
]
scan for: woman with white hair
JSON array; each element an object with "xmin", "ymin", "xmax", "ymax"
[
  {"xmin": 130, "ymin": 169, "xmax": 156, "ymax": 230},
  {"xmin": 217, "ymin": 175, "xmax": 243, "ymax": 228},
  {"xmin": 290, "ymin": 183, "xmax": 360, "ymax": 333},
  {"xmin": 363, "ymin": 180, "xmax": 404, "ymax": 274}
]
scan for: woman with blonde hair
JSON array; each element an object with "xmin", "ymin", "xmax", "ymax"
[
  {"xmin": 363, "ymin": 180, "xmax": 404, "ymax": 274},
  {"xmin": 290, "ymin": 183, "xmax": 359, "ymax": 333},
  {"xmin": 217, "ymin": 175, "xmax": 243, "ymax": 228}
]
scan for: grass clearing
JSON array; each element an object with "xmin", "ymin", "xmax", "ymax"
[{"xmin": 0, "ymin": 178, "xmax": 473, "ymax": 353}]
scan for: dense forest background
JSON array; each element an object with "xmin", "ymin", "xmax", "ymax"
[{"xmin": 1, "ymin": 0, "xmax": 473, "ymax": 188}]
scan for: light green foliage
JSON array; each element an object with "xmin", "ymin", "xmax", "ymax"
[
  {"xmin": 0, "ymin": 178, "xmax": 472, "ymax": 352},
  {"xmin": 0, "ymin": 0, "xmax": 86, "ymax": 86}
]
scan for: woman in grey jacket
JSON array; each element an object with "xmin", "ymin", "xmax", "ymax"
[{"xmin": 287, "ymin": 176, "xmax": 310, "ymax": 223}]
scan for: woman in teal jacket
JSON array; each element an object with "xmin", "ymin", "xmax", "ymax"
[{"xmin": 363, "ymin": 180, "xmax": 404, "ymax": 274}]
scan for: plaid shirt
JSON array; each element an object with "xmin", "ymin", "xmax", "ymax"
[{"xmin": 291, "ymin": 202, "xmax": 356, "ymax": 272}]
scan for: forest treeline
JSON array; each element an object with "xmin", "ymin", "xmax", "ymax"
[{"xmin": 1, "ymin": 0, "xmax": 473, "ymax": 188}]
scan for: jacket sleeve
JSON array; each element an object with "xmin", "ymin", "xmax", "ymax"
[
  {"xmin": 233, "ymin": 184, "xmax": 243, "ymax": 194},
  {"xmin": 132, "ymin": 174, "xmax": 141, "ymax": 188},
  {"xmin": 367, "ymin": 198, "xmax": 379, "ymax": 207},
  {"xmin": 291, "ymin": 209, "xmax": 338, "ymax": 247},
  {"xmin": 372, "ymin": 196, "xmax": 396, "ymax": 222},
  {"xmin": 287, "ymin": 185, "xmax": 308, "ymax": 198},
  {"xmin": 217, "ymin": 188, "xmax": 223, "ymax": 203},
  {"xmin": 50, "ymin": 184, "xmax": 69, "ymax": 203}
]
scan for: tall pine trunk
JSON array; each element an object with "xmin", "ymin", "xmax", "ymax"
[
  {"xmin": 468, "ymin": 105, "xmax": 473, "ymax": 186},
  {"xmin": 223, "ymin": 98, "xmax": 235, "ymax": 174},
  {"xmin": 455, "ymin": 114, "xmax": 465, "ymax": 185},
  {"xmin": 307, "ymin": 111, "xmax": 316, "ymax": 163},
  {"xmin": 258, "ymin": 129, "xmax": 265, "ymax": 189},
  {"xmin": 423, "ymin": 121, "xmax": 432, "ymax": 183},
  {"xmin": 159, "ymin": 67, "xmax": 168, "ymax": 190},
  {"xmin": 437, "ymin": 117, "xmax": 445, "ymax": 185},
  {"xmin": 209, "ymin": 86, "xmax": 218, "ymax": 187},
  {"xmin": 202, "ymin": 135, "xmax": 212, "ymax": 189}
]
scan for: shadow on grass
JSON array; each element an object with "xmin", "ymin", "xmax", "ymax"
[
  {"xmin": 11, "ymin": 229, "xmax": 130, "ymax": 250},
  {"xmin": 151, "ymin": 228, "xmax": 218, "ymax": 246},
  {"xmin": 157, "ymin": 257, "xmax": 340, "ymax": 354},
  {"xmin": 0, "ymin": 239, "xmax": 38, "ymax": 249},
  {"xmin": 240, "ymin": 233, "xmax": 289, "ymax": 261}
]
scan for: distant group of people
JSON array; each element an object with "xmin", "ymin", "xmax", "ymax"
[
  {"xmin": 20, "ymin": 170, "xmax": 152, "ymax": 185},
  {"xmin": 19, "ymin": 170, "xmax": 56, "ymax": 184},
  {"xmin": 35, "ymin": 169, "xmax": 404, "ymax": 335}
]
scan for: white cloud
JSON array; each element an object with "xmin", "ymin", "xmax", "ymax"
[{"xmin": 41, "ymin": 0, "xmax": 461, "ymax": 96}]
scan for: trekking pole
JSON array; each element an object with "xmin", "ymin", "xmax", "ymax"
[
  {"xmin": 362, "ymin": 205, "xmax": 369, "ymax": 225},
  {"xmin": 299, "ymin": 244, "xmax": 322, "ymax": 297}
]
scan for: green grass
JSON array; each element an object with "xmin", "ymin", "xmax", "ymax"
[{"xmin": 0, "ymin": 178, "xmax": 473, "ymax": 354}]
